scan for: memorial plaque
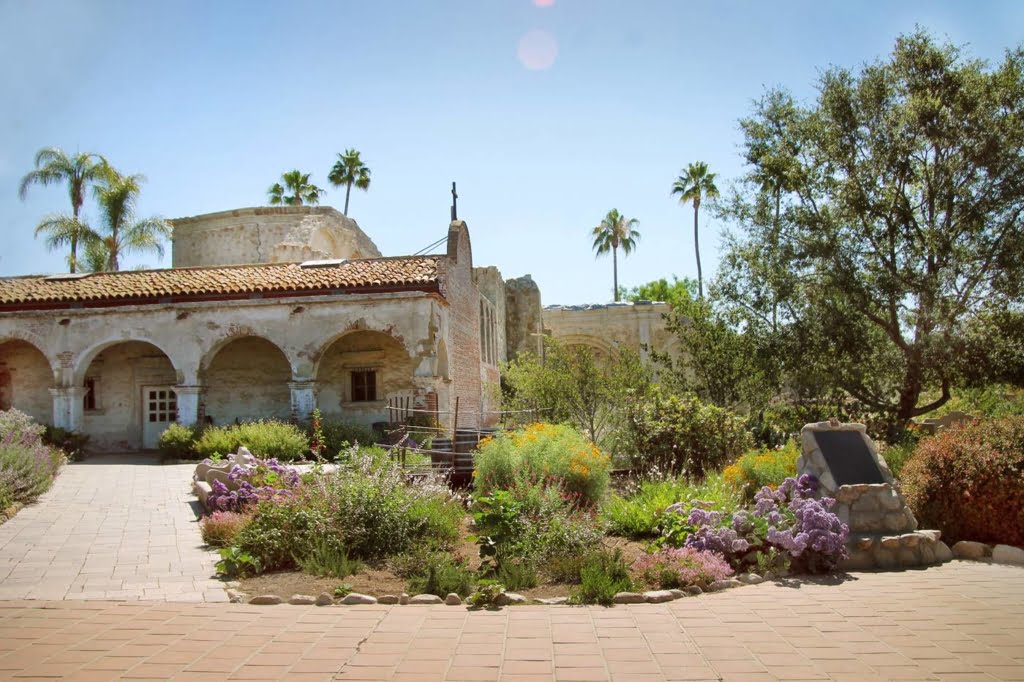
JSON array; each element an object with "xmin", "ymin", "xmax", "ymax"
[{"xmin": 813, "ymin": 430, "xmax": 885, "ymax": 486}]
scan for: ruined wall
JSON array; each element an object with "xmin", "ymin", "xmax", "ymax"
[
  {"xmin": 170, "ymin": 207, "xmax": 382, "ymax": 268},
  {"xmin": 316, "ymin": 330, "xmax": 418, "ymax": 426},
  {"xmin": 203, "ymin": 337, "xmax": 292, "ymax": 425},
  {"xmin": 442, "ymin": 221, "xmax": 483, "ymax": 429},
  {"xmin": 542, "ymin": 301, "xmax": 677, "ymax": 366},
  {"xmin": 504, "ymin": 275, "xmax": 543, "ymax": 361},
  {"xmin": 81, "ymin": 342, "xmax": 177, "ymax": 450},
  {"xmin": 0, "ymin": 340, "xmax": 52, "ymax": 423}
]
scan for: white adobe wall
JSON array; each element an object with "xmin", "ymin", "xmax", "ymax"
[{"xmin": 170, "ymin": 207, "xmax": 382, "ymax": 267}]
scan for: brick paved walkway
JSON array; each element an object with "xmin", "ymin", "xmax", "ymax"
[
  {"xmin": 0, "ymin": 561, "xmax": 1020, "ymax": 681},
  {"xmin": 0, "ymin": 454, "xmax": 226, "ymax": 602}
]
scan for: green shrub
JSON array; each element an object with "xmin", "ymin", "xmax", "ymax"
[
  {"xmin": 723, "ymin": 440, "xmax": 800, "ymax": 500},
  {"xmin": 879, "ymin": 441, "xmax": 917, "ymax": 480},
  {"xmin": 295, "ymin": 539, "xmax": 362, "ymax": 578},
  {"xmin": 0, "ymin": 409, "xmax": 64, "ymax": 506},
  {"xmin": 194, "ymin": 421, "xmax": 309, "ymax": 461},
  {"xmin": 902, "ymin": 417, "xmax": 1024, "ymax": 546},
  {"xmin": 199, "ymin": 511, "xmax": 251, "ymax": 547},
  {"xmin": 603, "ymin": 472, "xmax": 741, "ymax": 539},
  {"xmin": 473, "ymin": 423, "xmax": 611, "ymax": 507},
  {"xmin": 407, "ymin": 554, "xmax": 476, "ymax": 597},
  {"xmin": 158, "ymin": 423, "xmax": 199, "ymax": 459},
  {"xmin": 233, "ymin": 500, "xmax": 332, "ymax": 572},
  {"xmin": 319, "ymin": 420, "xmax": 377, "ymax": 458},
  {"xmin": 569, "ymin": 548, "xmax": 632, "ymax": 605},
  {"xmin": 498, "ymin": 561, "xmax": 539, "ymax": 591},
  {"xmin": 628, "ymin": 390, "xmax": 753, "ymax": 479},
  {"xmin": 42, "ymin": 426, "xmax": 89, "ymax": 461}
]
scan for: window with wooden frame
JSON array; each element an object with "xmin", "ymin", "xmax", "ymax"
[
  {"xmin": 351, "ymin": 369, "xmax": 377, "ymax": 402},
  {"xmin": 83, "ymin": 377, "xmax": 98, "ymax": 411}
]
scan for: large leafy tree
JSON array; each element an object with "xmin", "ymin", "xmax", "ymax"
[
  {"xmin": 718, "ymin": 30, "xmax": 1024, "ymax": 425},
  {"xmin": 92, "ymin": 171, "xmax": 170, "ymax": 271},
  {"xmin": 671, "ymin": 162, "xmax": 720, "ymax": 300},
  {"xmin": 268, "ymin": 170, "xmax": 324, "ymax": 206},
  {"xmin": 327, "ymin": 149, "xmax": 371, "ymax": 216},
  {"xmin": 591, "ymin": 209, "xmax": 640, "ymax": 302},
  {"xmin": 18, "ymin": 147, "xmax": 109, "ymax": 272}
]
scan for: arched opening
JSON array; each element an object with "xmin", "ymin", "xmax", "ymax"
[
  {"xmin": 316, "ymin": 330, "xmax": 416, "ymax": 425},
  {"xmin": 80, "ymin": 341, "xmax": 177, "ymax": 450},
  {"xmin": 558, "ymin": 334, "xmax": 617, "ymax": 367},
  {"xmin": 0, "ymin": 339, "xmax": 53, "ymax": 424},
  {"xmin": 203, "ymin": 337, "xmax": 291, "ymax": 426}
]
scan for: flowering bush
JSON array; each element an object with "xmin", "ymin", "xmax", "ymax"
[
  {"xmin": 0, "ymin": 409, "xmax": 65, "ymax": 507},
  {"xmin": 723, "ymin": 440, "xmax": 800, "ymax": 501},
  {"xmin": 473, "ymin": 423, "xmax": 611, "ymax": 507},
  {"xmin": 902, "ymin": 417, "xmax": 1024, "ymax": 546},
  {"xmin": 666, "ymin": 474, "xmax": 849, "ymax": 574},
  {"xmin": 604, "ymin": 471, "xmax": 741, "ymax": 539},
  {"xmin": 200, "ymin": 511, "xmax": 252, "ymax": 546},
  {"xmin": 205, "ymin": 457, "xmax": 300, "ymax": 512},
  {"xmin": 632, "ymin": 547, "xmax": 734, "ymax": 589}
]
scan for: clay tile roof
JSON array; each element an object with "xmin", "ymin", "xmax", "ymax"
[{"xmin": 0, "ymin": 256, "xmax": 442, "ymax": 309}]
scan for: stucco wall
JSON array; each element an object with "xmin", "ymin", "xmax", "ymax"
[
  {"xmin": 542, "ymin": 301, "xmax": 678, "ymax": 366},
  {"xmin": 0, "ymin": 340, "xmax": 52, "ymax": 423},
  {"xmin": 170, "ymin": 207, "xmax": 382, "ymax": 268},
  {"xmin": 203, "ymin": 337, "xmax": 292, "ymax": 426}
]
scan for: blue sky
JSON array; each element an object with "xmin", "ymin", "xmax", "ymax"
[{"xmin": 1, "ymin": 0, "xmax": 1021, "ymax": 305}]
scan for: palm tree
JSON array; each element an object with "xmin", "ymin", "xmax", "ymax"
[
  {"xmin": 327, "ymin": 149, "xmax": 371, "ymax": 216},
  {"xmin": 267, "ymin": 170, "xmax": 324, "ymax": 206},
  {"xmin": 591, "ymin": 209, "xmax": 640, "ymax": 302},
  {"xmin": 93, "ymin": 170, "xmax": 171, "ymax": 271},
  {"xmin": 671, "ymin": 162, "xmax": 720, "ymax": 300},
  {"xmin": 19, "ymin": 147, "xmax": 109, "ymax": 272}
]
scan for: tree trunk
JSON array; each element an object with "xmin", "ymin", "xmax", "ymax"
[
  {"xmin": 69, "ymin": 204, "xmax": 79, "ymax": 273},
  {"xmin": 694, "ymin": 203, "xmax": 703, "ymax": 300},
  {"xmin": 344, "ymin": 182, "xmax": 352, "ymax": 216},
  {"xmin": 612, "ymin": 246, "xmax": 619, "ymax": 301}
]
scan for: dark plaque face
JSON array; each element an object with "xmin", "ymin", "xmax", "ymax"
[{"xmin": 814, "ymin": 430, "xmax": 886, "ymax": 486}]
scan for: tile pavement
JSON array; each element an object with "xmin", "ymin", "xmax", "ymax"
[
  {"xmin": 0, "ymin": 454, "xmax": 226, "ymax": 602},
  {"xmin": 0, "ymin": 560, "xmax": 1020, "ymax": 680}
]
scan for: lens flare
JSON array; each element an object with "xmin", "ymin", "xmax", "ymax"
[
  {"xmin": 533, "ymin": 0, "xmax": 555, "ymax": 7},
  {"xmin": 517, "ymin": 29, "xmax": 558, "ymax": 71}
]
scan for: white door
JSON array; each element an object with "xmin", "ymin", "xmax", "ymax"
[{"xmin": 142, "ymin": 386, "xmax": 177, "ymax": 449}]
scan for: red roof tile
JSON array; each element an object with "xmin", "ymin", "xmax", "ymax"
[{"xmin": 0, "ymin": 257, "xmax": 441, "ymax": 309}]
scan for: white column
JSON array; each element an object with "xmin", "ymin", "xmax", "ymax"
[
  {"xmin": 174, "ymin": 386, "xmax": 203, "ymax": 427},
  {"xmin": 49, "ymin": 387, "xmax": 86, "ymax": 432},
  {"xmin": 289, "ymin": 380, "xmax": 318, "ymax": 421}
]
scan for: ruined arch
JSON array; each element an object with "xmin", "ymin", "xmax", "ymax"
[
  {"xmin": 556, "ymin": 334, "xmax": 618, "ymax": 363},
  {"xmin": 202, "ymin": 336, "xmax": 292, "ymax": 425},
  {"xmin": 0, "ymin": 338, "xmax": 54, "ymax": 423}
]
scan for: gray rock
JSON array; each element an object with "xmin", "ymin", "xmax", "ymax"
[
  {"xmin": 920, "ymin": 544, "xmax": 936, "ymax": 565},
  {"xmin": 685, "ymin": 586, "xmax": 703, "ymax": 596},
  {"xmin": 900, "ymin": 533, "xmax": 921, "ymax": 548},
  {"xmin": 409, "ymin": 594, "xmax": 443, "ymax": 605},
  {"xmin": 341, "ymin": 593, "xmax": 377, "ymax": 605},
  {"xmin": 445, "ymin": 593, "xmax": 462, "ymax": 606},
  {"xmin": 668, "ymin": 589, "xmax": 687, "ymax": 600},
  {"xmin": 248, "ymin": 595, "xmax": 282, "ymax": 605},
  {"xmin": 315, "ymin": 593, "xmax": 334, "ymax": 606},
  {"xmin": 934, "ymin": 541, "xmax": 954, "ymax": 563},
  {"xmin": 918, "ymin": 530, "xmax": 941, "ymax": 544},
  {"xmin": 377, "ymin": 595, "xmax": 399, "ymax": 605},
  {"xmin": 399, "ymin": 592, "xmax": 410, "ymax": 605},
  {"xmin": 992, "ymin": 544, "xmax": 1024, "ymax": 565},
  {"xmin": 952, "ymin": 540, "xmax": 991, "ymax": 560},
  {"xmin": 897, "ymin": 547, "xmax": 919, "ymax": 567},
  {"xmin": 709, "ymin": 579, "xmax": 743, "ymax": 591},
  {"xmin": 874, "ymin": 549, "xmax": 900, "ymax": 570},
  {"xmin": 612, "ymin": 591, "xmax": 646, "ymax": 604},
  {"xmin": 226, "ymin": 589, "xmax": 244, "ymax": 603},
  {"xmin": 880, "ymin": 535, "xmax": 901, "ymax": 550},
  {"xmin": 878, "ymin": 489, "xmax": 904, "ymax": 512},
  {"xmin": 495, "ymin": 592, "xmax": 527, "ymax": 606},
  {"xmin": 288, "ymin": 594, "xmax": 316, "ymax": 605},
  {"xmin": 839, "ymin": 550, "xmax": 876, "ymax": 571},
  {"xmin": 855, "ymin": 536, "xmax": 875, "ymax": 551},
  {"xmin": 533, "ymin": 597, "xmax": 568, "ymax": 605},
  {"xmin": 643, "ymin": 590, "xmax": 676, "ymax": 603},
  {"xmin": 736, "ymin": 573, "xmax": 764, "ymax": 585}
]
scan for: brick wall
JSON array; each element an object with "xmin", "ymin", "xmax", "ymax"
[{"xmin": 442, "ymin": 221, "xmax": 484, "ymax": 430}]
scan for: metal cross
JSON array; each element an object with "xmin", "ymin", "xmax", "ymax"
[{"xmin": 450, "ymin": 181, "xmax": 458, "ymax": 221}]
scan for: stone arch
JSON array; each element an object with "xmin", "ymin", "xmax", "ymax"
[
  {"xmin": 308, "ymin": 228, "xmax": 340, "ymax": 259},
  {"xmin": 314, "ymin": 329, "xmax": 417, "ymax": 424},
  {"xmin": 0, "ymin": 338, "xmax": 54, "ymax": 423},
  {"xmin": 556, "ymin": 334, "xmax": 618, "ymax": 363},
  {"xmin": 78, "ymin": 340, "xmax": 179, "ymax": 450},
  {"xmin": 201, "ymin": 336, "xmax": 292, "ymax": 425},
  {"xmin": 74, "ymin": 336, "xmax": 182, "ymax": 386}
]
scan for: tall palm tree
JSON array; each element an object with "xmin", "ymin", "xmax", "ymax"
[
  {"xmin": 93, "ymin": 170, "xmax": 171, "ymax": 271},
  {"xmin": 327, "ymin": 149, "xmax": 371, "ymax": 216},
  {"xmin": 671, "ymin": 162, "xmax": 720, "ymax": 300},
  {"xmin": 591, "ymin": 209, "xmax": 640, "ymax": 302},
  {"xmin": 19, "ymin": 147, "xmax": 109, "ymax": 272},
  {"xmin": 268, "ymin": 170, "xmax": 324, "ymax": 206}
]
